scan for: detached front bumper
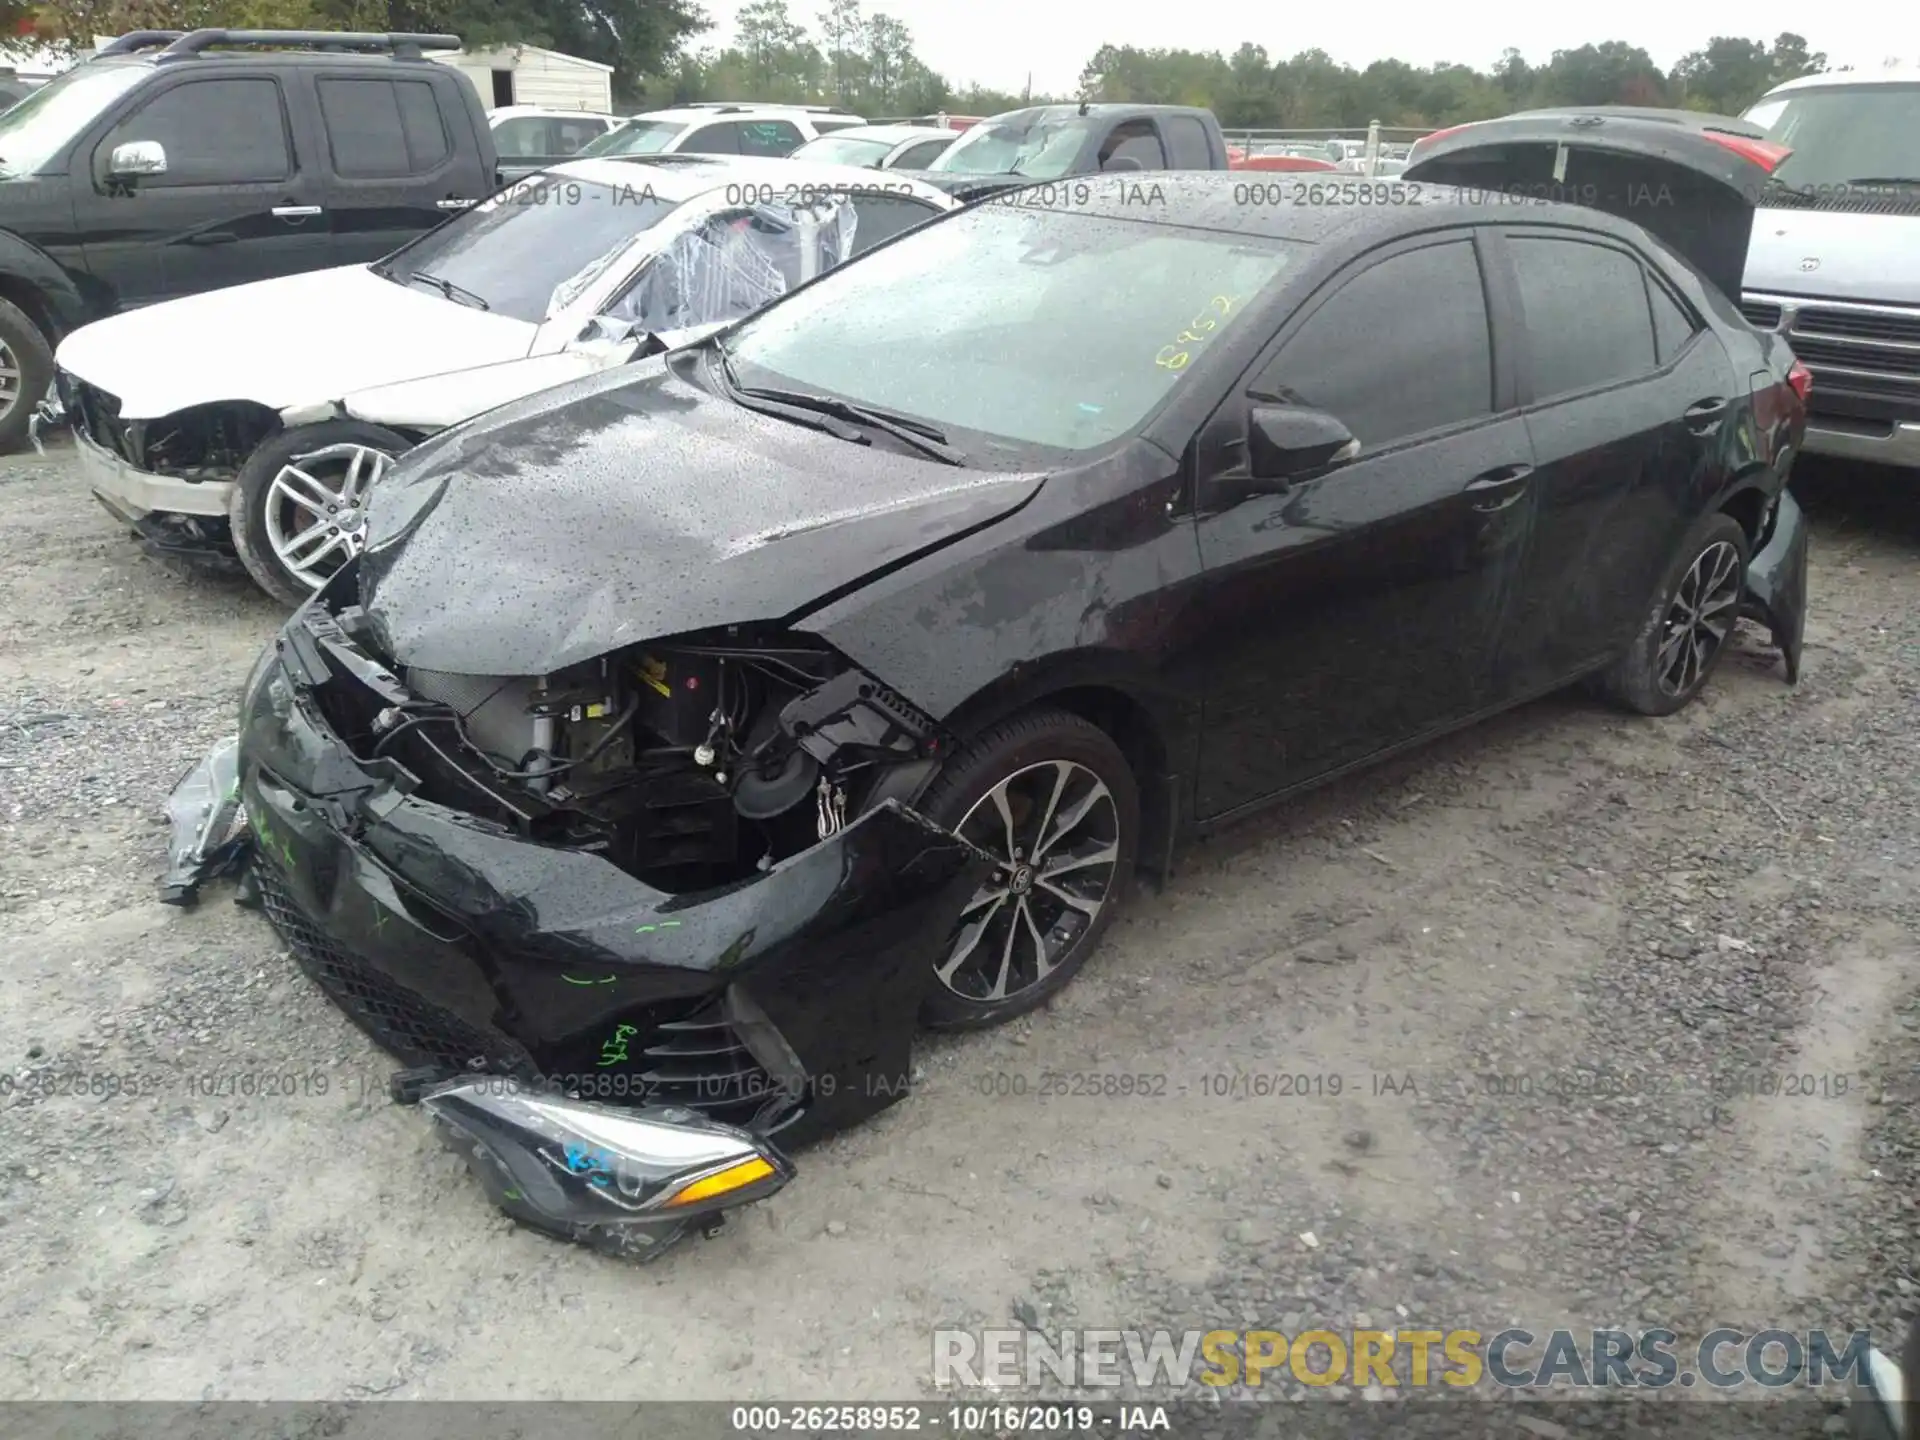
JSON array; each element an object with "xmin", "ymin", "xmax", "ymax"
[{"xmin": 235, "ymin": 598, "xmax": 990, "ymax": 1155}]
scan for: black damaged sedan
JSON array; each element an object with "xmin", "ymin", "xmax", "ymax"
[{"xmin": 216, "ymin": 112, "xmax": 1812, "ymax": 1253}]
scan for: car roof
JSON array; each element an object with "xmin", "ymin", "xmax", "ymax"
[
  {"xmin": 798, "ymin": 123, "xmax": 955, "ymax": 146},
  {"xmin": 1761, "ymin": 66, "xmax": 1920, "ymax": 96},
  {"xmin": 987, "ymin": 170, "xmax": 1620, "ymax": 245},
  {"xmin": 490, "ymin": 105, "xmax": 614, "ymax": 120},
  {"xmin": 546, "ymin": 154, "xmax": 958, "ymax": 206},
  {"xmin": 618, "ymin": 106, "xmax": 830, "ymax": 125}
]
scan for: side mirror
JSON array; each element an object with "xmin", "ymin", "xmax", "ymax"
[
  {"xmin": 1103, "ymin": 154, "xmax": 1144, "ymax": 172},
  {"xmin": 108, "ymin": 140, "xmax": 167, "ymax": 181},
  {"xmin": 1246, "ymin": 404, "xmax": 1360, "ymax": 487}
]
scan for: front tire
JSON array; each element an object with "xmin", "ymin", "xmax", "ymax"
[
  {"xmin": 0, "ymin": 297, "xmax": 55, "ymax": 456},
  {"xmin": 230, "ymin": 420, "xmax": 409, "ymax": 607},
  {"xmin": 1597, "ymin": 511, "xmax": 1749, "ymax": 717},
  {"xmin": 915, "ymin": 708, "xmax": 1139, "ymax": 1030}
]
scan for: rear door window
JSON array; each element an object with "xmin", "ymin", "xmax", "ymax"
[
  {"xmin": 1507, "ymin": 234, "xmax": 1659, "ymax": 400},
  {"xmin": 1252, "ymin": 237, "xmax": 1494, "ymax": 451},
  {"xmin": 680, "ymin": 122, "xmax": 741, "ymax": 155},
  {"xmin": 319, "ymin": 78, "xmax": 449, "ymax": 177},
  {"xmin": 1646, "ymin": 274, "xmax": 1700, "ymax": 365},
  {"xmin": 737, "ymin": 119, "xmax": 804, "ymax": 156}
]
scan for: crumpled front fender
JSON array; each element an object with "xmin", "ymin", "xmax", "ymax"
[{"xmin": 1741, "ymin": 487, "xmax": 1808, "ymax": 685}]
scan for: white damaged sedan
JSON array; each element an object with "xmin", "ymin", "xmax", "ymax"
[{"xmin": 55, "ymin": 156, "xmax": 956, "ymax": 604}]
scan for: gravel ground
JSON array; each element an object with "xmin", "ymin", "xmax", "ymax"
[{"xmin": 0, "ymin": 441, "xmax": 1915, "ymax": 1412}]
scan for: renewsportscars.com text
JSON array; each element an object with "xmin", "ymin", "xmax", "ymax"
[{"xmin": 932, "ymin": 1327, "xmax": 1875, "ymax": 1390}]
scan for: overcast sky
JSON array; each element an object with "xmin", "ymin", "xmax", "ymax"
[{"xmin": 695, "ymin": 1, "xmax": 1905, "ymax": 96}]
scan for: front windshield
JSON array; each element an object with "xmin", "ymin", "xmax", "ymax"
[
  {"xmin": 0, "ymin": 62, "xmax": 150, "ymax": 176},
  {"xmin": 724, "ymin": 204, "xmax": 1297, "ymax": 454},
  {"xmin": 1744, "ymin": 83, "xmax": 1920, "ymax": 206},
  {"xmin": 581, "ymin": 119, "xmax": 686, "ymax": 157},
  {"xmin": 376, "ymin": 175, "xmax": 681, "ymax": 323},
  {"xmin": 791, "ymin": 134, "xmax": 893, "ymax": 166},
  {"xmin": 930, "ymin": 111, "xmax": 1093, "ymax": 178}
]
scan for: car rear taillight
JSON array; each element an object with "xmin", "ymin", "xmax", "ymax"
[
  {"xmin": 1705, "ymin": 132, "xmax": 1792, "ymax": 172},
  {"xmin": 1787, "ymin": 360, "xmax": 1813, "ymax": 402}
]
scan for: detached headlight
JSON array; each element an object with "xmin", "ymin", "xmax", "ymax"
[
  {"xmin": 420, "ymin": 1078, "xmax": 794, "ymax": 1259},
  {"xmin": 158, "ymin": 736, "xmax": 248, "ymax": 907}
]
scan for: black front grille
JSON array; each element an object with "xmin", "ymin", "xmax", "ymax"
[
  {"xmin": 1741, "ymin": 300, "xmax": 1783, "ymax": 330},
  {"xmin": 255, "ymin": 860, "xmax": 530, "ymax": 1076},
  {"xmin": 1794, "ymin": 306, "xmax": 1920, "ymax": 346},
  {"xmin": 638, "ymin": 1000, "xmax": 776, "ymax": 1124},
  {"xmin": 1791, "ymin": 336, "xmax": 1920, "ymax": 379}
]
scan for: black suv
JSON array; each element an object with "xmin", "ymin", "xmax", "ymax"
[{"xmin": 0, "ymin": 29, "xmax": 499, "ymax": 452}]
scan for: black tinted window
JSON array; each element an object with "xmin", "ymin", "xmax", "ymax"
[
  {"xmin": 1647, "ymin": 275, "xmax": 1697, "ymax": 365},
  {"xmin": 551, "ymin": 117, "xmax": 607, "ymax": 155},
  {"xmin": 738, "ymin": 119, "xmax": 802, "ymax": 156},
  {"xmin": 319, "ymin": 78, "xmax": 449, "ymax": 178},
  {"xmin": 1509, "ymin": 235, "xmax": 1658, "ymax": 399},
  {"xmin": 1254, "ymin": 239, "xmax": 1492, "ymax": 450},
  {"xmin": 492, "ymin": 116, "xmax": 548, "ymax": 157},
  {"xmin": 896, "ymin": 138, "xmax": 949, "ymax": 169},
  {"xmin": 681, "ymin": 123, "xmax": 740, "ymax": 155},
  {"xmin": 848, "ymin": 196, "xmax": 943, "ymax": 252},
  {"xmin": 1104, "ymin": 122, "xmax": 1166, "ymax": 169},
  {"xmin": 104, "ymin": 78, "xmax": 289, "ymax": 186},
  {"xmin": 1162, "ymin": 115, "xmax": 1213, "ymax": 168}
]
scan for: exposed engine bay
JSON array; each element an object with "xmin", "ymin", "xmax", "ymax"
[{"xmin": 309, "ymin": 600, "xmax": 947, "ymax": 892}]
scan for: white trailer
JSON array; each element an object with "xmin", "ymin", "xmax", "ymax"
[{"xmin": 433, "ymin": 44, "xmax": 613, "ymax": 113}]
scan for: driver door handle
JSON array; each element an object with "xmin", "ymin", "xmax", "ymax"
[
  {"xmin": 437, "ymin": 198, "xmax": 476, "ymax": 210},
  {"xmin": 271, "ymin": 204, "xmax": 323, "ymax": 218}
]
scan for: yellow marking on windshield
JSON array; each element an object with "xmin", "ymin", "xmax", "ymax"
[{"xmin": 1156, "ymin": 296, "xmax": 1239, "ymax": 371}]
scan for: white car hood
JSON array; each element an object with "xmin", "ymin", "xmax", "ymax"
[
  {"xmin": 1746, "ymin": 208, "xmax": 1920, "ymax": 307},
  {"xmin": 55, "ymin": 265, "xmax": 539, "ymax": 420}
]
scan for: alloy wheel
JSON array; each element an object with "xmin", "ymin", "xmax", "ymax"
[
  {"xmin": 934, "ymin": 760, "xmax": 1122, "ymax": 1005},
  {"xmin": 0, "ymin": 338, "xmax": 19, "ymax": 421},
  {"xmin": 1657, "ymin": 539, "xmax": 1741, "ymax": 697},
  {"xmin": 263, "ymin": 443, "xmax": 393, "ymax": 591}
]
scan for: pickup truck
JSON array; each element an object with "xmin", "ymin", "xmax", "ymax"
[
  {"xmin": 0, "ymin": 27, "xmax": 499, "ymax": 454},
  {"xmin": 900, "ymin": 102, "xmax": 1232, "ymax": 202}
]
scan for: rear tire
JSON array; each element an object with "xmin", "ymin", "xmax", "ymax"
[
  {"xmin": 0, "ymin": 297, "xmax": 55, "ymax": 456},
  {"xmin": 914, "ymin": 708, "xmax": 1139, "ymax": 1030},
  {"xmin": 230, "ymin": 420, "xmax": 409, "ymax": 607},
  {"xmin": 1596, "ymin": 511, "xmax": 1749, "ymax": 717}
]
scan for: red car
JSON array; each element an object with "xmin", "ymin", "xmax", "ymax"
[{"xmin": 1229, "ymin": 153, "xmax": 1338, "ymax": 172}]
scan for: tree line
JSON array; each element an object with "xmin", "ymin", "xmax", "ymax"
[{"xmin": 4, "ymin": 0, "xmax": 1849, "ymax": 124}]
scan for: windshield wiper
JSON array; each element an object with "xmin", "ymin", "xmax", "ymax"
[
  {"xmin": 709, "ymin": 339, "xmax": 868, "ymax": 444},
  {"xmin": 711, "ymin": 340, "xmax": 964, "ymax": 463},
  {"xmin": 409, "ymin": 271, "xmax": 490, "ymax": 310},
  {"xmin": 1842, "ymin": 176, "xmax": 1920, "ymax": 186}
]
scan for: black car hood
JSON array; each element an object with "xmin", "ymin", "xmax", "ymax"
[
  {"xmin": 358, "ymin": 355, "xmax": 1046, "ymax": 676},
  {"xmin": 1403, "ymin": 108, "xmax": 1781, "ymax": 303}
]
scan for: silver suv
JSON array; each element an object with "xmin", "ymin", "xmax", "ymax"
[{"xmin": 1740, "ymin": 69, "xmax": 1920, "ymax": 471}]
